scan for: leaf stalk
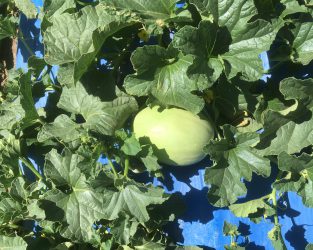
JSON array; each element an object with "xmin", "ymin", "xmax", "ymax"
[{"xmin": 107, "ymin": 157, "xmax": 118, "ymax": 178}]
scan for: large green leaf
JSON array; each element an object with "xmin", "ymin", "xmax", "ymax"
[
  {"xmin": 189, "ymin": 0, "xmax": 281, "ymax": 80},
  {"xmin": 257, "ymin": 78, "xmax": 313, "ymax": 155},
  {"xmin": 44, "ymin": 187, "xmax": 103, "ymax": 243},
  {"xmin": 280, "ymin": 0, "xmax": 308, "ymax": 17},
  {"xmin": 42, "ymin": 0, "xmax": 76, "ymax": 22},
  {"xmin": 229, "ymin": 198, "xmax": 274, "ymax": 218},
  {"xmin": 121, "ymin": 134, "xmax": 142, "ymax": 156},
  {"xmin": 43, "ymin": 4, "xmax": 139, "ymax": 84},
  {"xmin": 0, "ymin": 132, "xmax": 22, "ymax": 174},
  {"xmin": 111, "ymin": 213, "xmax": 138, "ymax": 245},
  {"xmin": 99, "ymin": 0, "xmax": 177, "ymax": 23},
  {"xmin": 0, "ymin": 235, "xmax": 27, "ymax": 250},
  {"xmin": 57, "ymin": 82, "xmax": 137, "ymax": 136},
  {"xmin": 0, "ymin": 197, "xmax": 24, "ymax": 224},
  {"xmin": 0, "ymin": 16, "xmax": 18, "ymax": 40},
  {"xmin": 14, "ymin": 0, "xmax": 37, "ymax": 19},
  {"xmin": 274, "ymin": 152, "xmax": 313, "ymax": 207},
  {"xmin": 44, "ymin": 149, "xmax": 105, "ymax": 242},
  {"xmin": 204, "ymin": 125, "xmax": 271, "ymax": 207},
  {"xmin": 102, "ymin": 183, "xmax": 167, "ymax": 222},
  {"xmin": 221, "ymin": 20, "xmax": 281, "ymax": 80},
  {"xmin": 44, "ymin": 149, "xmax": 85, "ymax": 186},
  {"xmin": 124, "ymin": 45, "xmax": 205, "ymax": 113},
  {"xmin": 291, "ymin": 21, "xmax": 313, "ymax": 65},
  {"xmin": 134, "ymin": 242, "xmax": 166, "ymax": 250},
  {"xmin": 10, "ymin": 177, "xmax": 29, "ymax": 201},
  {"xmin": 172, "ymin": 20, "xmax": 223, "ymax": 85},
  {"xmin": 190, "ymin": 0, "xmax": 257, "ymax": 36},
  {"xmin": 229, "ymin": 196, "xmax": 275, "ymax": 223},
  {"xmin": 37, "ymin": 114, "xmax": 82, "ymax": 143},
  {"xmin": 0, "ymin": 98, "xmax": 24, "ymax": 131}
]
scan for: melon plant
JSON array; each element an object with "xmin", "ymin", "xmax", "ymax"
[{"xmin": 0, "ymin": 0, "xmax": 313, "ymax": 249}]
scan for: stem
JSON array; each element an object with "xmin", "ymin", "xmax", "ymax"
[
  {"xmin": 124, "ymin": 158, "xmax": 129, "ymax": 177},
  {"xmin": 271, "ymin": 187, "xmax": 279, "ymax": 226},
  {"xmin": 204, "ymin": 105, "xmax": 222, "ymax": 140},
  {"xmin": 18, "ymin": 29, "xmax": 35, "ymax": 57},
  {"xmin": 19, "ymin": 157, "xmax": 42, "ymax": 181},
  {"xmin": 0, "ymin": 223, "xmax": 20, "ymax": 230},
  {"xmin": 271, "ymin": 170, "xmax": 284, "ymax": 226},
  {"xmin": 107, "ymin": 158, "xmax": 118, "ymax": 178}
]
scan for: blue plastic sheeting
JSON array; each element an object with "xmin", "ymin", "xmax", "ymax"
[{"xmin": 16, "ymin": 1, "xmax": 313, "ymax": 249}]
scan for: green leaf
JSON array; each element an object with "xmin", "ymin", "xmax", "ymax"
[
  {"xmin": 1, "ymin": 68, "xmax": 22, "ymax": 101},
  {"xmin": 44, "ymin": 149, "xmax": 85, "ymax": 187},
  {"xmin": 140, "ymin": 146, "xmax": 162, "ymax": 173},
  {"xmin": 10, "ymin": 177, "xmax": 29, "ymax": 201},
  {"xmin": 57, "ymin": 82, "xmax": 137, "ymax": 136},
  {"xmin": 27, "ymin": 200, "xmax": 46, "ymax": 220},
  {"xmin": 102, "ymin": 183, "xmax": 167, "ymax": 222},
  {"xmin": 111, "ymin": 213, "xmax": 139, "ymax": 245},
  {"xmin": 229, "ymin": 198, "xmax": 276, "ymax": 221},
  {"xmin": 14, "ymin": 0, "xmax": 37, "ymax": 19},
  {"xmin": 0, "ymin": 132, "xmax": 22, "ymax": 174},
  {"xmin": 134, "ymin": 242, "xmax": 165, "ymax": 250},
  {"xmin": 190, "ymin": 0, "xmax": 257, "ymax": 35},
  {"xmin": 43, "ymin": 4, "xmax": 139, "ymax": 84},
  {"xmin": 223, "ymin": 221, "xmax": 239, "ymax": 236},
  {"xmin": 274, "ymin": 152, "xmax": 313, "ymax": 207},
  {"xmin": 0, "ymin": 197, "xmax": 24, "ymax": 224},
  {"xmin": 51, "ymin": 242, "xmax": 75, "ymax": 250},
  {"xmin": 172, "ymin": 20, "xmax": 223, "ymax": 85},
  {"xmin": 121, "ymin": 134, "xmax": 142, "ymax": 156},
  {"xmin": 280, "ymin": 0, "xmax": 308, "ymax": 18},
  {"xmin": 42, "ymin": 0, "xmax": 76, "ymax": 23},
  {"xmin": 291, "ymin": 21, "xmax": 313, "ymax": 65},
  {"xmin": 99, "ymin": 0, "xmax": 177, "ymax": 24},
  {"xmin": 37, "ymin": 114, "xmax": 82, "ymax": 143},
  {"xmin": 44, "ymin": 188, "xmax": 102, "ymax": 243},
  {"xmin": 221, "ymin": 20, "xmax": 282, "ymax": 81},
  {"xmin": 190, "ymin": 0, "xmax": 282, "ymax": 80},
  {"xmin": 204, "ymin": 125, "xmax": 271, "ymax": 207},
  {"xmin": 268, "ymin": 225, "xmax": 287, "ymax": 250},
  {"xmin": 44, "ymin": 149, "xmax": 105, "ymax": 242},
  {"xmin": 0, "ymin": 99, "xmax": 25, "ymax": 131},
  {"xmin": 0, "ymin": 235, "xmax": 27, "ymax": 250},
  {"xmin": 0, "ymin": 16, "xmax": 18, "ymax": 40},
  {"xmin": 257, "ymin": 78, "xmax": 313, "ymax": 155},
  {"xmin": 124, "ymin": 46, "xmax": 205, "ymax": 113}
]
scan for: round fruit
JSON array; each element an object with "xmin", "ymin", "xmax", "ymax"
[{"xmin": 133, "ymin": 106, "xmax": 214, "ymax": 166}]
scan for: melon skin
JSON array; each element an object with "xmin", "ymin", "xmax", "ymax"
[{"xmin": 133, "ymin": 106, "xmax": 214, "ymax": 166}]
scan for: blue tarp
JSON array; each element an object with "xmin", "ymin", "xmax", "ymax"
[{"xmin": 16, "ymin": 1, "xmax": 313, "ymax": 249}]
